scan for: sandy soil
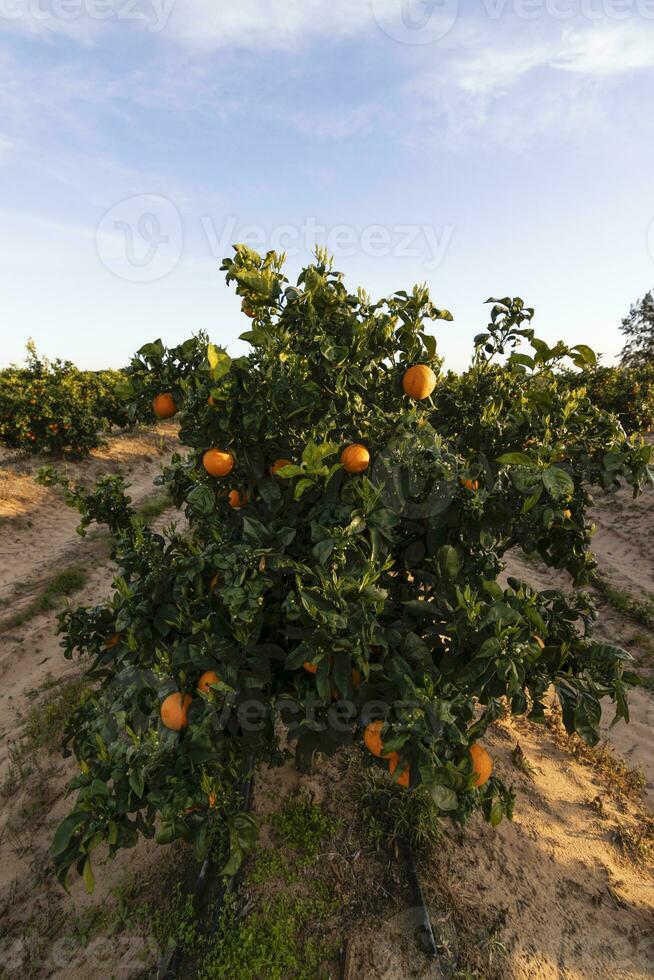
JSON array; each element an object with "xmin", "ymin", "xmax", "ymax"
[
  {"xmin": 0, "ymin": 438, "xmax": 652, "ymax": 979},
  {"xmin": 0, "ymin": 423, "xmax": 178, "ymax": 610}
]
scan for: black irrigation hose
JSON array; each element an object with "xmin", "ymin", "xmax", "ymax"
[
  {"xmin": 400, "ymin": 838, "xmax": 439, "ymax": 959},
  {"xmin": 161, "ymin": 753, "xmax": 256, "ymax": 980}
]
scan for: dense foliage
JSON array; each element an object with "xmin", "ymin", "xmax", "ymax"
[
  {"xmin": 0, "ymin": 342, "xmax": 131, "ymax": 456},
  {"xmin": 621, "ymin": 288, "xmax": 654, "ymax": 368},
  {"xmin": 47, "ymin": 247, "xmax": 653, "ymax": 891},
  {"xmin": 558, "ymin": 363, "xmax": 654, "ymax": 434}
]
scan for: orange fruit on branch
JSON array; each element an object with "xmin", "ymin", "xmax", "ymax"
[
  {"xmin": 203, "ymin": 449, "xmax": 235, "ymax": 477},
  {"xmin": 461, "ymin": 477, "xmax": 479, "ymax": 492},
  {"xmin": 469, "ymin": 743, "xmax": 493, "ymax": 787},
  {"xmin": 402, "ymin": 364, "xmax": 436, "ymax": 400},
  {"xmin": 270, "ymin": 458, "xmax": 292, "ymax": 476},
  {"xmin": 160, "ymin": 693, "xmax": 192, "ymax": 731},
  {"xmin": 364, "ymin": 719, "xmax": 394, "ymax": 759},
  {"xmin": 341, "ymin": 444, "xmax": 370, "ymax": 474},
  {"xmin": 198, "ymin": 670, "xmax": 220, "ymax": 694},
  {"xmin": 388, "ymin": 752, "xmax": 410, "ymax": 788},
  {"xmin": 153, "ymin": 393, "xmax": 177, "ymax": 419},
  {"xmin": 228, "ymin": 489, "xmax": 248, "ymax": 509}
]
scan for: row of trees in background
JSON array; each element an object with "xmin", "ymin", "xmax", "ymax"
[
  {"xmin": 2, "ymin": 288, "xmax": 653, "ymax": 458},
  {"xmin": 0, "ymin": 342, "xmax": 132, "ymax": 456}
]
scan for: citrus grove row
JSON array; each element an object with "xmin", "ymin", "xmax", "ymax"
[{"xmin": 47, "ymin": 246, "xmax": 653, "ymax": 890}]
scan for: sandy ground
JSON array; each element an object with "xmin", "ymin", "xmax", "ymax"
[{"xmin": 0, "ymin": 436, "xmax": 652, "ymax": 979}]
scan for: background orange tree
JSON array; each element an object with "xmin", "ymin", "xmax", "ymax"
[{"xmin": 47, "ymin": 247, "xmax": 653, "ymax": 890}]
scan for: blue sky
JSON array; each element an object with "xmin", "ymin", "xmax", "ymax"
[{"xmin": 1, "ymin": 0, "xmax": 654, "ymax": 371}]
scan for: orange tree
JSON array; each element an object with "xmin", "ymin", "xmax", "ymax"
[
  {"xmin": 0, "ymin": 342, "xmax": 131, "ymax": 456},
  {"xmin": 47, "ymin": 247, "xmax": 653, "ymax": 889},
  {"xmin": 558, "ymin": 363, "xmax": 654, "ymax": 434}
]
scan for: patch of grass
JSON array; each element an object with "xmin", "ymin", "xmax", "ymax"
[
  {"xmin": 1, "ymin": 676, "xmax": 90, "ymax": 798},
  {"xmin": 594, "ymin": 573, "xmax": 654, "ymax": 630},
  {"xmin": 2, "ymin": 566, "xmax": 87, "ymax": 631},
  {"xmin": 546, "ymin": 706, "xmax": 646, "ymax": 803},
  {"xmin": 638, "ymin": 672, "xmax": 654, "ymax": 692},
  {"xmin": 511, "ymin": 742, "xmax": 536, "ymax": 778},
  {"xmin": 632, "ymin": 632, "xmax": 654, "ymax": 664},
  {"xmin": 610, "ymin": 819, "xmax": 654, "ymax": 864},
  {"xmin": 357, "ymin": 767, "xmax": 441, "ymax": 853},
  {"xmin": 21, "ymin": 676, "xmax": 90, "ymax": 753},
  {"xmin": 197, "ymin": 891, "xmax": 337, "ymax": 980},
  {"xmin": 269, "ymin": 789, "xmax": 340, "ymax": 860},
  {"xmin": 136, "ymin": 489, "xmax": 173, "ymax": 524},
  {"xmin": 247, "ymin": 847, "xmax": 297, "ymax": 885}
]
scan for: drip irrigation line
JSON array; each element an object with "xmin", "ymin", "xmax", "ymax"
[
  {"xmin": 400, "ymin": 837, "xmax": 439, "ymax": 959},
  {"xmin": 160, "ymin": 753, "xmax": 255, "ymax": 980}
]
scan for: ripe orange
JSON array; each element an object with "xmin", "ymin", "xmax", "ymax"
[
  {"xmin": 388, "ymin": 753, "xmax": 410, "ymax": 788},
  {"xmin": 208, "ymin": 792, "xmax": 217, "ymax": 807},
  {"xmin": 270, "ymin": 458, "xmax": 292, "ymax": 476},
  {"xmin": 303, "ymin": 661, "xmax": 318, "ymax": 674},
  {"xmin": 203, "ymin": 449, "xmax": 235, "ymax": 477},
  {"xmin": 364, "ymin": 719, "xmax": 393, "ymax": 759},
  {"xmin": 228, "ymin": 489, "xmax": 248, "ymax": 509},
  {"xmin": 153, "ymin": 393, "xmax": 177, "ymax": 419},
  {"xmin": 198, "ymin": 670, "xmax": 220, "ymax": 694},
  {"xmin": 160, "ymin": 693, "xmax": 192, "ymax": 731},
  {"xmin": 341, "ymin": 444, "xmax": 370, "ymax": 474},
  {"xmin": 105, "ymin": 633, "xmax": 120, "ymax": 649},
  {"xmin": 403, "ymin": 364, "xmax": 436, "ymax": 400},
  {"xmin": 469, "ymin": 743, "xmax": 493, "ymax": 787},
  {"xmin": 207, "ymin": 395, "xmax": 216, "ymax": 406},
  {"xmin": 562, "ymin": 508, "xmax": 572, "ymax": 519},
  {"xmin": 461, "ymin": 477, "xmax": 479, "ymax": 492}
]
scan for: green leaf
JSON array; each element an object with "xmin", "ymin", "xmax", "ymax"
[
  {"xmin": 187, "ymin": 484, "xmax": 215, "ymax": 515},
  {"xmin": 429, "ymin": 783, "xmax": 458, "ymax": 811},
  {"xmin": 542, "ymin": 466, "xmax": 574, "ymax": 500},
  {"xmin": 83, "ymin": 857, "xmax": 95, "ymax": 894},
  {"xmin": 437, "ymin": 545, "xmax": 460, "ymax": 580},
  {"xmin": 571, "ymin": 344, "xmax": 597, "ymax": 367},
  {"xmin": 51, "ymin": 812, "xmax": 89, "ymax": 858},
  {"xmin": 489, "ymin": 801, "xmax": 504, "ymax": 827},
  {"xmin": 496, "ymin": 452, "xmax": 532, "ymax": 466}
]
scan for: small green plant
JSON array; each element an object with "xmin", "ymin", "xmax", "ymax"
[
  {"xmin": 269, "ymin": 790, "xmax": 340, "ymax": 860},
  {"xmin": 136, "ymin": 489, "xmax": 173, "ymax": 524},
  {"xmin": 197, "ymin": 891, "xmax": 337, "ymax": 980},
  {"xmin": 247, "ymin": 848, "xmax": 297, "ymax": 885},
  {"xmin": 594, "ymin": 574, "xmax": 654, "ymax": 630},
  {"xmin": 21, "ymin": 676, "xmax": 90, "ymax": 753},
  {"xmin": 358, "ymin": 768, "xmax": 441, "ymax": 853},
  {"xmin": 3, "ymin": 567, "xmax": 87, "ymax": 631}
]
